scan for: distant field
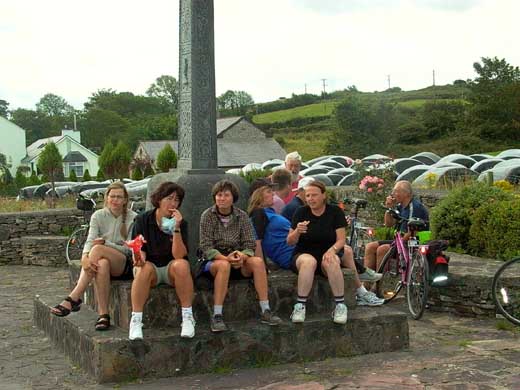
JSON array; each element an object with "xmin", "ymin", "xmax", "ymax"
[
  {"xmin": 397, "ymin": 98, "xmax": 466, "ymax": 108},
  {"xmin": 253, "ymin": 101, "xmax": 338, "ymax": 124},
  {"xmin": 278, "ymin": 130, "xmax": 333, "ymax": 160}
]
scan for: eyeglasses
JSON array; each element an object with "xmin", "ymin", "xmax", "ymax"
[{"xmin": 108, "ymin": 195, "xmax": 125, "ymax": 200}]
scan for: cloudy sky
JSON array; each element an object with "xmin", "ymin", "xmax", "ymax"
[{"xmin": 1, "ymin": 0, "xmax": 519, "ymax": 111}]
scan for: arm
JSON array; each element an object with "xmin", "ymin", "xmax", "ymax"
[
  {"xmin": 171, "ymin": 216, "xmax": 188, "ymax": 259},
  {"xmin": 322, "ymin": 228, "xmax": 346, "ymax": 263},
  {"xmin": 255, "ymin": 240, "xmax": 264, "ymax": 259},
  {"xmin": 82, "ymin": 211, "xmax": 101, "ymax": 255},
  {"xmin": 199, "ymin": 210, "xmax": 224, "ymax": 261}
]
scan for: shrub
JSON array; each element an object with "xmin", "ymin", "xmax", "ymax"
[
  {"xmin": 69, "ymin": 170, "xmax": 78, "ymax": 182},
  {"xmin": 156, "ymin": 144, "xmax": 177, "ymax": 172},
  {"xmin": 83, "ymin": 169, "xmax": 92, "ymax": 181},
  {"xmin": 131, "ymin": 168, "xmax": 143, "ymax": 180},
  {"xmin": 96, "ymin": 169, "xmax": 105, "ymax": 181},
  {"xmin": 430, "ymin": 182, "xmax": 513, "ymax": 251},
  {"xmin": 469, "ymin": 199, "xmax": 520, "ymax": 260},
  {"xmin": 238, "ymin": 169, "xmax": 271, "ymax": 184}
]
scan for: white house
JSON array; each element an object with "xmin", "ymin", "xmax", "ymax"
[
  {"xmin": 22, "ymin": 129, "xmax": 100, "ymax": 178},
  {"xmin": 0, "ymin": 117, "xmax": 27, "ymax": 176}
]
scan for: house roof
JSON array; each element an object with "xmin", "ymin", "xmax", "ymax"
[
  {"xmin": 216, "ymin": 116, "xmax": 243, "ymax": 136},
  {"xmin": 23, "ymin": 134, "xmax": 98, "ymax": 163},
  {"xmin": 63, "ymin": 151, "xmax": 88, "ymax": 162},
  {"xmin": 137, "ymin": 138, "xmax": 285, "ymax": 168}
]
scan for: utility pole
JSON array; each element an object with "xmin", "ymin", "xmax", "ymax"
[
  {"xmin": 321, "ymin": 78, "xmax": 327, "ymax": 95},
  {"xmin": 432, "ymin": 69, "xmax": 436, "ymax": 86},
  {"xmin": 387, "ymin": 75, "xmax": 391, "ymax": 90},
  {"xmin": 304, "ymin": 83, "xmax": 307, "ymax": 94}
]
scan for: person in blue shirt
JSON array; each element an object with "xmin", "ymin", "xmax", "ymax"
[
  {"xmin": 364, "ymin": 180, "xmax": 429, "ymax": 271},
  {"xmin": 281, "ymin": 177, "xmax": 315, "ymax": 221}
]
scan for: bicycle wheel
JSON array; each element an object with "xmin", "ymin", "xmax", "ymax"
[
  {"xmin": 352, "ymin": 229, "xmax": 374, "ymax": 264},
  {"xmin": 66, "ymin": 226, "xmax": 88, "ymax": 264},
  {"xmin": 492, "ymin": 257, "xmax": 520, "ymax": 326},
  {"xmin": 406, "ymin": 250, "xmax": 429, "ymax": 320},
  {"xmin": 376, "ymin": 247, "xmax": 402, "ymax": 302}
]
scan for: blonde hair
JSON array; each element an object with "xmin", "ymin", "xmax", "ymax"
[
  {"xmin": 247, "ymin": 186, "xmax": 270, "ymax": 214},
  {"xmin": 104, "ymin": 181, "xmax": 129, "ymax": 238}
]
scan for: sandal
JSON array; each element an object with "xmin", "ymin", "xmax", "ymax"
[
  {"xmin": 51, "ymin": 296, "xmax": 82, "ymax": 317},
  {"xmin": 95, "ymin": 314, "xmax": 110, "ymax": 331}
]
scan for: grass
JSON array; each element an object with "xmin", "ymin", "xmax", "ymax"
[
  {"xmin": 277, "ymin": 130, "xmax": 334, "ymax": 161},
  {"xmin": 253, "ymin": 101, "xmax": 338, "ymax": 124},
  {"xmin": 495, "ymin": 319, "xmax": 520, "ymax": 332},
  {"xmin": 0, "ymin": 196, "xmax": 76, "ymax": 213}
]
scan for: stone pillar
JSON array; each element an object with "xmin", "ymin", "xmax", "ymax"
[
  {"xmin": 146, "ymin": 0, "xmax": 248, "ymax": 262},
  {"xmin": 178, "ymin": 0, "xmax": 218, "ymax": 171}
]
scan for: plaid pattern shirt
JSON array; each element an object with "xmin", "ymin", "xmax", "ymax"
[{"xmin": 199, "ymin": 205, "xmax": 256, "ymax": 260}]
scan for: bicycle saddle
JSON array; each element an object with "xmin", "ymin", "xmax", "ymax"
[{"xmin": 408, "ymin": 218, "xmax": 427, "ymax": 231}]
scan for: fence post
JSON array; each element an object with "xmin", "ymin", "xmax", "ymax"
[{"xmin": 486, "ymin": 171, "xmax": 494, "ymax": 186}]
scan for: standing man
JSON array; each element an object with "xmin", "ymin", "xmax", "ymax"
[{"xmin": 282, "ymin": 151, "xmax": 303, "ymax": 204}]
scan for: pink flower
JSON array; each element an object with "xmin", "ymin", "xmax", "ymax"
[{"xmin": 367, "ymin": 187, "xmax": 373, "ymax": 193}]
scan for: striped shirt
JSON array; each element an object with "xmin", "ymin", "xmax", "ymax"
[{"xmin": 199, "ymin": 205, "xmax": 256, "ymax": 260}]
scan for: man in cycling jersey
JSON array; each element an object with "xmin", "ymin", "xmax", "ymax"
[{"xmin": 364, "ymin": 180, "xmax": 429, "ymax": 271}]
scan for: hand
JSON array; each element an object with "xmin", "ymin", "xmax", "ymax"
[
  {"xmin": 227, "ymin": 251, "xmax": 243, "ymax": 269},
  {"xmin": 322, "ymin": 250, "xmax": 337, "ymax": 265},
  {"xmin": 92, "ymin": 237, "xmax": 105, "ymax": 247},
  {"xmin": 81, "ymin": 254, "xmax": 98, "ymax": 274},
  {"xmin": 296, "ymin": 221, "xmax": 310, "ymax": 234},
  {"xmin": 345, "ymin": 216, "xmax": 352, "ymax": 225},
  {"xmin": 168, "ymin": 208, "xmax": 183, "ymax": 225},
  {"xmin": 133, "ymin": 251, "xmax": 145, "ymax": 267},
  {"xmin": 385, "ymin": 195, "xmax": 396, "ymax": 208}
]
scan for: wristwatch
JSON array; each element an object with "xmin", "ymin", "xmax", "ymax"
[{"xmin": 174, "ymin": 229, "xmax": 181, "ymax": 233}]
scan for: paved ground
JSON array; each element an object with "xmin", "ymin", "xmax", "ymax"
[{"xmin": 0, "ymin": 265, "xmax": 519, "ymax": 390}]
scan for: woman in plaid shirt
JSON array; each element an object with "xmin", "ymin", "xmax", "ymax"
[{"xmin": 199, "ymin": 180, "xmax": 282, "ymax": 332}]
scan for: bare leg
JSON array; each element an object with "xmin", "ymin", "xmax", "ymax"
[
  {"xmin": 51, "ymin": 268, "xmax": 93, "ymax": 314},
  {"xmin": 210, "ymin": 260, "xmax": 231, "ymax": 306},
  {"xmin": 168, "ymin": 259, "xmax": 194, "ymax": 308},
  {"xmin": 340, "ymin": 248, "xmax": 362, "ymax": 288},
  {"xmin": 364, "ymin": 241, "xmax": 380, "ymax": 270},
  {"xmin": 295, "ymin": 255, "xmax": 317, "ymax": 297},
  {"xmin": 321, "ymin": 256, "xmax": 345, "ymax": 297},
  {"xmin": 131, "ymin": 262, "xmax": 157, "ymax": 312},
  {"xmin": 241, "ymin": 256, "xmax": 268, "ymax": 301},
  {"xmin": 376, "ymin": 244, "xmax": 391, "ymax": 270}
]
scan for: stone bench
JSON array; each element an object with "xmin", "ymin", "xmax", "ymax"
[
  {"xmin": 33, "ymin": 259, "xmax": 409, "ymax": 383},
  {"xmin": 428, "ymin": 252, "xmax": 507, "ymax": 317},
  {"xmin": 69, "ymin": 260, "xmax": 359, "ymax": 329},
  {"xmin": 21, "ymin": 236, "xmax": 69, "ymax": 267}
]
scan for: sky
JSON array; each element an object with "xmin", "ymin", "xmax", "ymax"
[{"xmin": 1, "ymin": 0, "xmax": 519, "ymax": 111}]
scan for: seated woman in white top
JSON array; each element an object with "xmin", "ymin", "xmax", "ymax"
[{"xmin": 51, "ymin": 181, "xmax": 137, "ymax": 331}]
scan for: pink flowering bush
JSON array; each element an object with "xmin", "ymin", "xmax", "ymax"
[{"xmin": 359, "ymin": 175, "xmax": 385, "ymax": 194}]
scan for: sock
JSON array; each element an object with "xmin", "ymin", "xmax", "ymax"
[
  {"xmin": 131, "ymin": 312, "xmax": 142, "ymax": 322},
  {"xmin": 214, "ymin": 305, "xmax": 223, "ymax": 316},
  {"xmin": 297, "ymin": 296, "xmax": 307, "ymax": 306},
  {"xmin": 259, "ymin": 300, "xmax": 270, "ymax": 313},
  {"xmin": 181, "ymin": 307, "xmax": 193, "ymax": 317},
  {"xmin": 334, "ymin": 296, "xmax": 345, "ymax": 305},
  {"xmin": 357, "ymin": 286, "xmax": 368, "ymax": 296}
]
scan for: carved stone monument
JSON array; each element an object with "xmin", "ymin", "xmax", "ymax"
[{"xmin": 146, "ymin": 0, "xmax": 247, "ymax": 260}]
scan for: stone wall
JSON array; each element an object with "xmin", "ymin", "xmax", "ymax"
[
  {"xmin": 0, "ymin": 208, "xmax": 82, "ymax": 265},
  {"xmin": 21, "ymin": 236, "xmax": 69, "ymax": 267}
]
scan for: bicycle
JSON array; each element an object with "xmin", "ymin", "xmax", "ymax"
[
  {"xmin": 65, "ymin": 194, "xmax": 96, "ymax": 264},
  {"xmin": 338, "ymin": 198, "xmax": 375, "ymax": 265},
  {"xmin": 492, "ymin": 256, "xmax": 520, "ymax": 326},
  {"xmin": 376, "ymin": 208, "xmax": 430, "ymax": 320}
]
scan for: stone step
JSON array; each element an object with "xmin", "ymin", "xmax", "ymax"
[
  {"xmin": 69, "ymin": 261, "xmax": 358, "ymax": 330},
  {"xmin": 34, "ymin": 293, "xmax": 409, "ymax": 383}
]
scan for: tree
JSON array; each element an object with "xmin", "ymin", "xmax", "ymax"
[
  {"xmin": 69, "ymin": 170, "xmax": 78, "ymax": 182},
  {"xmin": 156, "ymin": 144, "xmax": 177, "ymax": 172},
  {"xmin": 96, "ymin": 169, "xmax": 105, "ymax": 181},
  {"xmin": 83, "ymin": 169, "xmax": 92, "ymax": 181},
  {"xmin": 82, "ymin": 108, "xmax": 130, "ymax": 149},
  {"xmin": 10, "ymin": 108, "xmax": 54, "ymax": 145},
  {"xmin": 36, "ymin": 93, "xmax": 75, "ymax": 117},
  {"xmin": 217, "ymin": 90, "xmax": 254, "ymax": 116},
  {"xmin": 0, "ymin": 99, "xmax": 9, "ymax": 118},
  {"xmin": 146, "ymin": 75, "xmax": 178, "ymax": 111},
  {"xmin": 111, "ymin": 141, "xmax": 132, "ymax": 179},
  {"xmin": 98, "ymin": 141, "xmax": 115, "ymax": 179},
  {"xmin": 37, "ymin": 143, "xmax": 63, "ymax": 207},
  {"xmin": 131, "ymin": 168, "xmax": 143, "ymax": 180},
  {"xmin": 28, "ymin": 170, "xmax": 40, "ymax": 185},
  {"xmin": 468, "ymin": 57, "xmax": 520, "ymax": 141},
  {"xmin": 143, "ymin": 164, "xmax": 155, "ymax": 177},
  {"xmin": 14, "ymin": 166, "xmax": 30, "ymax": 189}
]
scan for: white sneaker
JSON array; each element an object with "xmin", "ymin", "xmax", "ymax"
[
  {"xmin": 358, "ymin": 268, "xmax": 383, "ymax": 282},
  {"xmin": 129, "ymin": 316, "xmax": 143, "ymax": 340},
  {"xmin": 291, "ymin": 303, "xmax": 306, "ymax": 323},
  {"xmin": 181, "ymin": 313, "xmax": 196, "ymax": 338},
  {"xmin": 357, "ymin": 290, "xmax": 385, "ymax": 306},
  {"xmin": 333, "ymin": 303, "xmax": 348, "ymax": 324}
]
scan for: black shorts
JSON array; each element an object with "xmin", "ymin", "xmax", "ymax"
[
  {"xmin": 290, "ymin": 250, "xmax": 343, "ymax": 277},
  {"xmin": 111, "ymin": 251, "xmax": 134, "ymax": 281}
]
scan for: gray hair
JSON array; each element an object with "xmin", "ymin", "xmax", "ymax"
[
  {"xmin": 395, "ymin": 180, "xmax": 413, "ymax": 196},
  {"xmin": 285, "ymin": 151, "xmax": 302, "ymax": 163}
]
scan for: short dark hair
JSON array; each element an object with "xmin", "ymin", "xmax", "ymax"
[
  {"xmin": 272, "ymin": 168, "xmax": 292, "ymax": 188},
  {"xmin": 150, "ymin": 181, "xmax": 185, "ymax": 208},
  {"xmin": 212, "ymin": 179, "xmax": 239, "ymax": 203}
]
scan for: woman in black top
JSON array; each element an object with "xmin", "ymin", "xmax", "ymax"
[
  {"xmin": 286, "ymin": 180, "xmax": 348, "ymax": 324},
  {"xmin": 129, "ymin": 182, "xmax": 195, "ymax": 340}
]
